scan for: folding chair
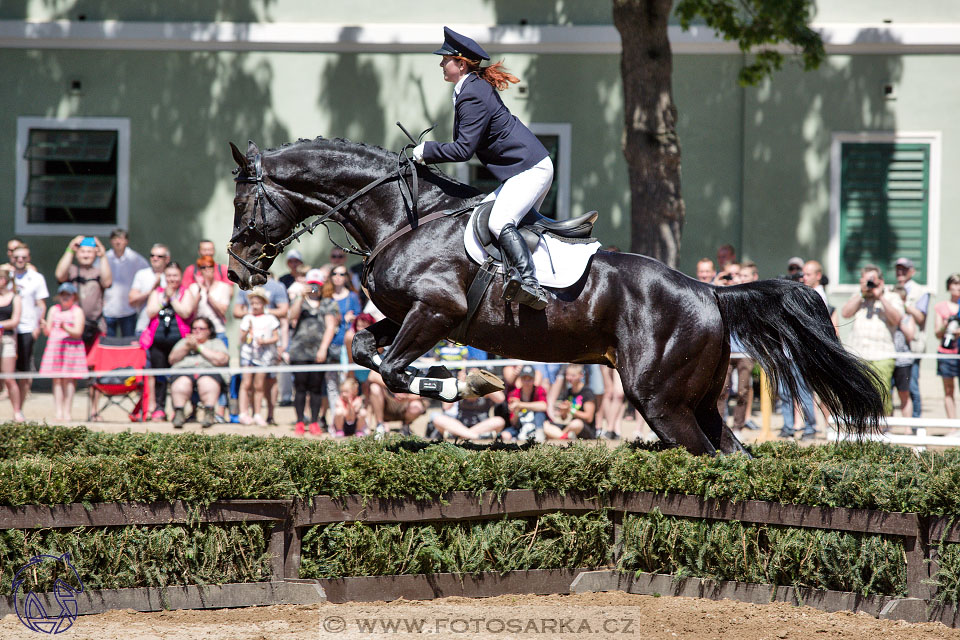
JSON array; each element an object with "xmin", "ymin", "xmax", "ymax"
[{"xmin": 87, "ymin": 335, "xmax": 149, "ymax": 422}]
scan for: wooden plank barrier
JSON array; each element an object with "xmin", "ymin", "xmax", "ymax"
[{"xmin": 1, "ymin": 491, "xmax": 956, "ymax": 603}]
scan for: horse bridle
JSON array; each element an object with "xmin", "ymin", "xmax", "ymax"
[{"xmin": 227, "ymin": 123, "xmax": 434, "ymax": 279}]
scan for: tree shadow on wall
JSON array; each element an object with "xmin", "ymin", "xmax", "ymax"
[
  {"xmin": 317, "ymin": 52, "xmax": 387, "ymax": 146},
  {"xmin": 484, "ymin": 1, "xmax": 626, "ymax": 234},
  {"xmin": 745, "ymin": 27, "xmax": 903, "ymax": 283},
  {"xmin": 12, "ymin": 0, "xmax": 290, "ymax": 262}
]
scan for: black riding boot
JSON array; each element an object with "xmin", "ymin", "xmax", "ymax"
[{"xmin": 498, "ymin": 223, "xmax": 549, "ymax": 310}]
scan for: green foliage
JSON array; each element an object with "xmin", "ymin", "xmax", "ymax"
[
  {"xmin": 4, "ymin": 423, "xmax": 960, "ymax": 599},
  {"xmin": 2, "ymin": 424, "xmax": 960, "ymax": 517},
  {"xmin": 300, "ymin": 512, "xmax": 612, "ymax": 579},
  {"xmin": 618, "ymin": 510, "xmax": 907, "ymax": 596},
  {"xmin": 0, "ymin": 523, "xmax": 271, "ymax": 593},
  {"xmin": 674, "ymin": 0, "xmax": 825, "ymax": 86}
]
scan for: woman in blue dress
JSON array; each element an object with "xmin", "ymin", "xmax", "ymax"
[{"xmin": 414, "ymin": 27, "xmax": 552, "ymax": 310}]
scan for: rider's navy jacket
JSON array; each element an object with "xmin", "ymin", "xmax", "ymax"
[{"xmin": 422, "ymin": 73, "xmax": 549, "ymax": 182}]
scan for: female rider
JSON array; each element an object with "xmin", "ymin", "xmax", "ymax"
[{"xmin": 413, "ymin": 27, "xmax": 552, "ymax": 310}]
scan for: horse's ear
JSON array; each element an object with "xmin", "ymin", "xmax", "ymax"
[
  {"xmin": 229, "ymin": 142, "xmax": 251, "ymax": 173},
  {"xmin": 247, "ymin": 140, "xmax": 260, "ymax": 156}
]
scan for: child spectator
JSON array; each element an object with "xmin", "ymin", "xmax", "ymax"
[
  {"xmin": 288, "ymin": 270, "xmax": 339, "ymax": 435},
  {"xmin": 333, "ymin": 377, "xmax": 367, "ymax": 436},
  {"xmin": 0, "ymin": 268, "xmax": 23, "ymax": 421},
  {"xmin": 504, "ymin": 364, "xmax": 547, "ymax": 442},
  {"xmin": 344, "ymin": 312, "xmax": 376, "ymax": 385},
  {"xmin": 545, "ymin": 364, "xmax": 597, "ymax": 440},
  {"xmin": 39, "ymin": 283, "xmax": 86, "ymax": 421},
  {"xmin": 238, "ymin": 288, "xmax": 280, "ymax": 426}
]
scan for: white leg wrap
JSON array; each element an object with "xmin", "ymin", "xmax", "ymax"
[
  {"xmin": 372, "ymin": 354, "xmax": 383, "ymax": 367},
  {"xmin": 408, "ymin": 376, "xmax": 462, "ymax": 402}
]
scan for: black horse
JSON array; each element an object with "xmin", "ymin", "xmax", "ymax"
[{"xmin": 225, "ymin": 137, "xmax": 884, "ymax": 455}]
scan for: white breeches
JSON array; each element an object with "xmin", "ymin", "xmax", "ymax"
[{"xmin": 483, "ymin": 156, "xmax": 554, "ymax": 237}]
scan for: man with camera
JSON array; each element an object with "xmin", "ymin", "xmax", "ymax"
[{"xmin": 841, "ymin": 265, "xmax": 904, "ymax": 413}]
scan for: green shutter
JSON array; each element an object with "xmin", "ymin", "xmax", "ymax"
[{"xmin": 839, "ymin": 142, "xmax": 929, "ymax": 284}]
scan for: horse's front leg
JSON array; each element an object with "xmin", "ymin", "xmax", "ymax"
[
  {"xmin": 378, "ymin": 302, "xmax": 503, "ymax": 402},
  {"xmin": 351, "ymin": 318, "xmax": 401, "ymax": 374}
]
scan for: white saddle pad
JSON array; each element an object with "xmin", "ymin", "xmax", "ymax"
[{"xmin": 463, "ymin": 223, "xmax": 602, "ymax": 289}]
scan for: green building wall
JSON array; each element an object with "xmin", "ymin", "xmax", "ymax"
[{"xmin": 1, "ymin": 1, "xmax": 958, "ymax": 315}]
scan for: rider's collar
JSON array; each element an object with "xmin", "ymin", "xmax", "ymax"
[{"xmin": 452, "ymin": 72, "xmax": 475, "ymax": 104}]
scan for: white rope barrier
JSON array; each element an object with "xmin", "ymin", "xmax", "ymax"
[
  {"xmin": 0, "ymin": 358, "xmax": 537, "ymax": 381},
  {"xmin": 1, "ymin": 350, "xmax": 957, "ymax": 382}
]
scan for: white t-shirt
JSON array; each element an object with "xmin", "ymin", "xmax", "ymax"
[
  {"xmin": 104, "ymin": 248, "xmax": 149, "ymax": 318},
  {"xmin": 131, "ymin": 267, "xmax": 166, "ymax": 334},
  {"xmin": 239, "ymin": 313, "xmax": 281, "ymax": 366},
  {"xmin": 14, "ymin": 269, "xmax": 49, "ymax": 334}
]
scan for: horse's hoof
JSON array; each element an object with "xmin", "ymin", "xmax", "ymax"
[{"xmin": 462, "ymin": 369, "xmax": 505, "ymax": 398}]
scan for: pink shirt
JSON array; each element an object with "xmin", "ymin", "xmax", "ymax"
[{"xmin": 181, "ymin": 263, "xmax": 232, "ymax": 288}]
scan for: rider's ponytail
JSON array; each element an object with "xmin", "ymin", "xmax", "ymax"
[{"xmin": 459, "ymin": 58, "xmax": 520, "ymax": 91}]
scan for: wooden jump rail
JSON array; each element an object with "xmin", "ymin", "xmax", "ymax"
[{"xmin": 2, "ymin": 490, "xmax": 957, "ymax": 602}]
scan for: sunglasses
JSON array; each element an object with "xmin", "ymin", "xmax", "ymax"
[{"xmin": 332, "ymin": 271, "xmax": 348, "ymax": 276}]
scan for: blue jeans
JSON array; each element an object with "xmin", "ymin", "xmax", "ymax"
[
  {"xmin": 779, "ymin": 378, "xmax": 816, "ymax": 435},
  {"xmin": 909, "ymin": 360, "xmax": 922, "ymax": 417},
  {"xmin": 105, "ymin": 314, "xmax": 138, "ymax": 338}
]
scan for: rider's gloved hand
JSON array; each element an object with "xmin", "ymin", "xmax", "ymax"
[{"xmin": 412, "ymin": 142, "xmax": 426, "ymax": 164}]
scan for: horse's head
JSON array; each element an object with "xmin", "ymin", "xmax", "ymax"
[{"xmin": 226, "ymin": 141, "xmax": 300, "ymax": 289}]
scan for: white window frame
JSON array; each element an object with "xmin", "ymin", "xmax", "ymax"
[
  {"xmin": 15, "ymin": 116, "xmax": 130, "ymax": 237},
  {"xmin": 456, "ymin": 122, "xmax": 572, "ymax": 220},
  {"xmin": 828, "ymin": 131, "xmax": 941, "ymax": 295}
]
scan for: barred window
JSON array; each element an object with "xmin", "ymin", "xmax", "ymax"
[{"xmin": 16, "ymin": 117, "xmax": 129, "ymax": 235}]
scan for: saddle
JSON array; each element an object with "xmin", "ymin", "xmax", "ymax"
[
  {"xmin": 470, "ymin": 201, "xmax": 599, "ymax": 262},
  {"xmin": 447, "ymin": 203, "xmax": 600, "ymax": 344}
]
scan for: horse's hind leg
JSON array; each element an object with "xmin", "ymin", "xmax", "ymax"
[
  {"xmin": 694, "ymin": 401, "xmax": 750, "ymax": 456},
  {"xmin": 695, "ymin": 351, "xmax": 751, "ymax": 456},
  {"xmin": 618, "ymin": 364, "xmax": 717, "ymax": 455}
]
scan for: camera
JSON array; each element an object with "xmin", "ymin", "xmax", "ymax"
[
  {"xmin": 157, "ymin": 306, "xmax": 175, "ymax": 327},
  {"xmin": 719, "ymin": 273, "xmax": 733, "ymax": 282},
  {"xmin": 865, "ymin": 280, "xmax": 877, "ymax": 289}
]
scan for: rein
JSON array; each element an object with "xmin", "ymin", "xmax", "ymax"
[{"xmin": 228, "ymin": 123, "xmax": 439, "ymax": 279}]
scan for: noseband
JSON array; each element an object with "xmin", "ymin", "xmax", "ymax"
[
  {"xmin": 227, "ymin": 124, "xmax": 434, "ymax": 279},
  {"xmin": 227, "ymin": 153, "xmax": 301, "ymax": 277}
]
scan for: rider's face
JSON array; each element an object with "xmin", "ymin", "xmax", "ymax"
[{"xmin": 440, "ymin": 56, "xmax": 466, "ymax": 83}]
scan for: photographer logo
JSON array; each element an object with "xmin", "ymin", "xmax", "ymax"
[{"xmin": 12, "ymin": 553, "xmax": 84, "ymax": 634}]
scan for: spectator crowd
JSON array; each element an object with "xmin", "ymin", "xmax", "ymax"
[{"xmin": 1, "ymin": 232, "xmax": 959, "ymax": 443}]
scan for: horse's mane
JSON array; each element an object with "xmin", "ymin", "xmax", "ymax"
[{"xmin": 266, "ymin": 136, "xmax": 481, "ymax": 198}]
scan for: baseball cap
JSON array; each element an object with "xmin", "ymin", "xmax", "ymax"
[
  {"xmin": 518, "ymin": 364, "xmax": 536, "ymax": 379},
  {"xmin": 57, "ymin": 282, "xmax": 78, "ymax": 295},
  {"xmin": 286, "ymin": 249, "xmax": 303, "ymax": 263},
  {"xmin": 895, "ymin": 257, "xmax": 915, "ymax": 269},
  {"xmin": 787, "ymin": 257, "xmax": 804, "ymax": 269},
  {"xmin": 305, "ymin": 268, "xmax": 325, "ymax": 286}
]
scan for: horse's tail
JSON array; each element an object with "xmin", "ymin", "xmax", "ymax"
[{"xmin": 714, "ymin": 280, "xmax": 885, "ymax": 436}]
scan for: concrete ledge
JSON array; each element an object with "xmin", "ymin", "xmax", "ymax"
[
  {"xmin": 571, "ymin": 571, "xmax": 958, "ymax": 626},
  {"xmin": 318, "ymin": 569, "xmax": 588, "ymax": 604},
  {"xmin": 0, "ymin": 580, "xmax": 326, "ymax": 617}
]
